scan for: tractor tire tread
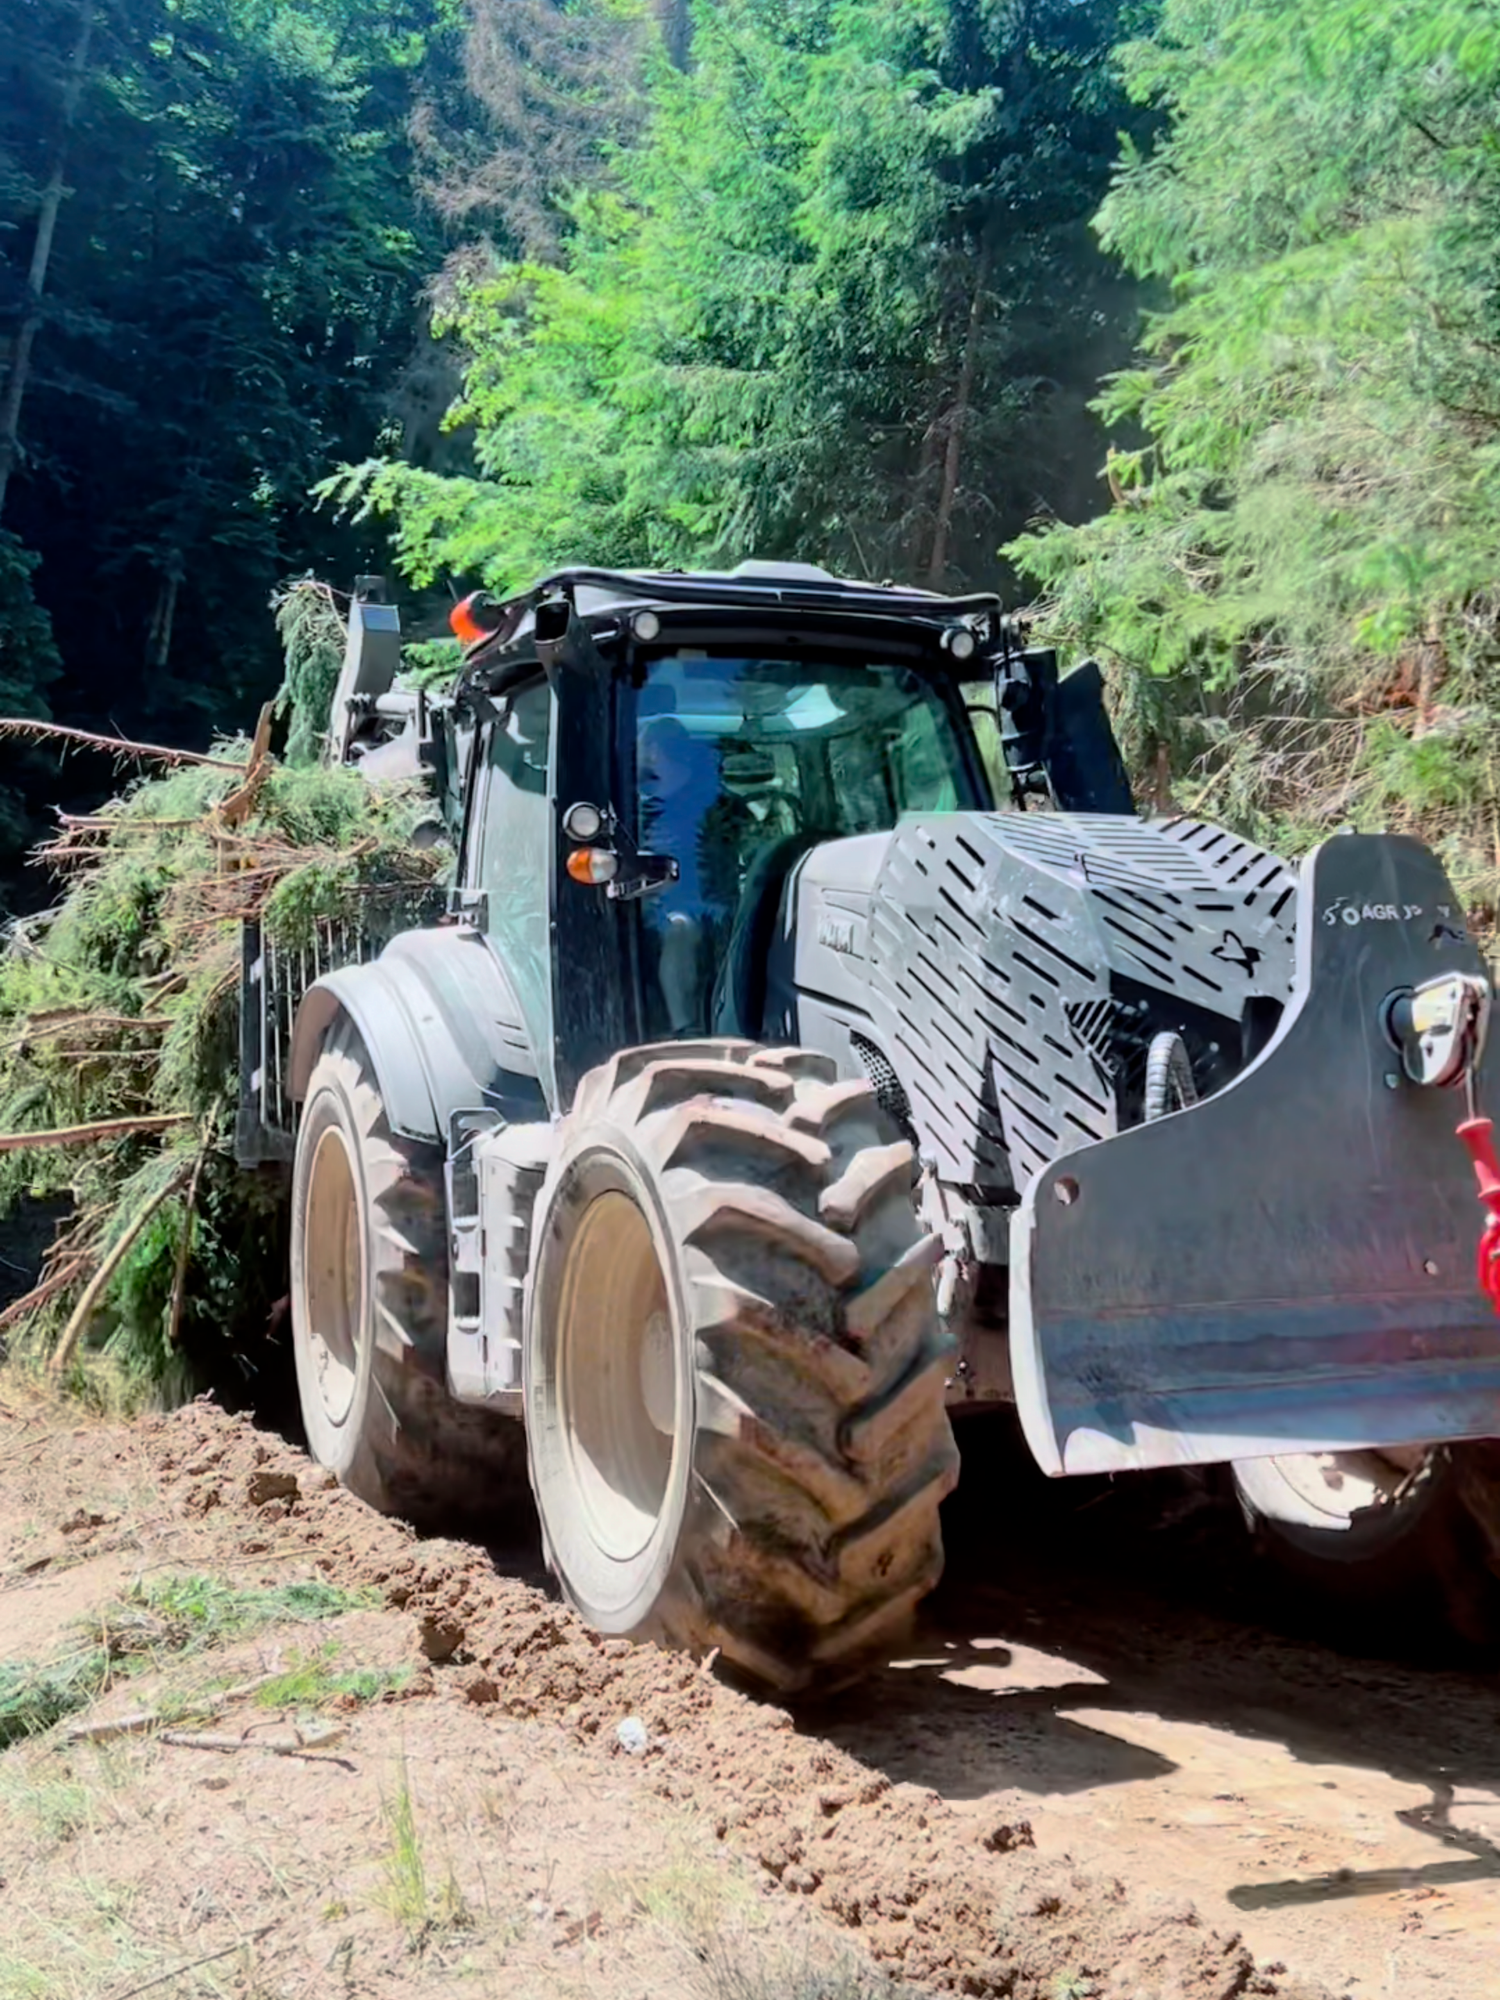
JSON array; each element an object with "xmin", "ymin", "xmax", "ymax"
[
  {"xmin": 294, "ymin": 1019, "xmax": 529, "ymax": 1533},
  {"xmin": 542, "ymin": 1040, "xmax": 958, "ymax": 1696}
]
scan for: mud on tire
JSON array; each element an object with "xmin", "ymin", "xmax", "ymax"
[
  {"xmin": 291, "ymin": 1017, "xmax": 529, "ymax": 1532},
  {"xmin": 524, "ymin": 1040, "xmax": 960, "ymax": 1697}
]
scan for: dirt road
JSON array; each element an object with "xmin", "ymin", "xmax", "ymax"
[
  {"xmin": 0, "ymin": 1395, "xmax": 1495, "ymax": 2000},
  {"xmin": 840, "ymin": 1435, "xmax": 1500, "ymax": 2000}
]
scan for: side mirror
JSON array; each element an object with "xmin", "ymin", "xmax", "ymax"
[
  {"xmin": 1048, "ymin": 660, "xmax": 1134, "ymax": 815},
  {"xmin": 992, "ymin": 648, "xmax": 1133, "ymax": 816},
  {"xmin": 994, "ymin": 648, "xmax": 1055, "ymax": 802}
]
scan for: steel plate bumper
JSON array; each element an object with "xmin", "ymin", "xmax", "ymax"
[{"xmin": 1010, "ymin": 833, "xmax": 1500, "ymax": 1475}]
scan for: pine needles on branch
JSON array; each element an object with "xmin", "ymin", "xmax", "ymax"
[
  {"xmin": 0, "ymin": 719, "xmax": 245, "ymax": 771},
  {"xmin": 272, "ymin": 578, "xmax": 346, "ymax": 768},
  {"xmin": 0, "ymin": 702, "xmax": 447, "ymax": 1408}
]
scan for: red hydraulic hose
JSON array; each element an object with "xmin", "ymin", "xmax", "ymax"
[{"xmin": 1456, "ymin": 1115, "xmax": 1500, "ymax": 1315}]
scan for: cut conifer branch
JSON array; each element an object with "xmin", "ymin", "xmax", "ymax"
[
  {"xmin": 0, "ymin": 588, "xmax": 447, "ymax": 1399},
  {"xmin": 212, "ymin": 703, "xmax": 276, "ymax": 829},
  {"xmin": 0, "ymin": 1257, "xmax": 89, "ymax": 1336},
  {"xmin": 0, "ymin": 718, "xmax": 246, "ymax": 771},
  {"xmin": 166, "ymin": 1109, "xmax": 218, "ymax": 1349},
  {"xmin": 0, "ymin": 1012, "xmax": 171, "ymax": 1056},
  {"xmin": 49, "ymin": 1160, "xmax": 193, "ymax": 1375},
  {"xmin": 0, "ymin": 1113, "xmax": 193, "ymax": 1153}
]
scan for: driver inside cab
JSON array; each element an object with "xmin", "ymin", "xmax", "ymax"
[{"xmin": 637, "ymin": 714, "xmax": 751, "ymax": 1033}]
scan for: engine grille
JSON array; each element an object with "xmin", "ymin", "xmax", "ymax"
[
  {"xmin": 850, "ymin": 1030, "xmax": 918, "ymax": 1147},
  {"xmin": 863, "ymin": 812, "xmax": 1296, "ymax": 1194}
]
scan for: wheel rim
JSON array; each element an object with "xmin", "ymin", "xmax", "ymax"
[
  {"xmin": 302, "ymin": 1123, "xmax": 364, "ymax": 1430},
  {"xmin": 555, "ymin": 1189, "xmax": 678, "ymax": 1564},
  {"xmin": 1244, "ymin": 1446, "xmax": 1430, "ymax": 1532}
]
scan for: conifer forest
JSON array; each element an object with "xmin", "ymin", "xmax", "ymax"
[{"xmin": 2, "ymin": 0, "xmax": 1495, "ymax": 911}]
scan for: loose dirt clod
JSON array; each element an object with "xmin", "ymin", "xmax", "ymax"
[
  {"xmin": 416, "ymin": 1612, "xmax": 467, "ymax": 1663},
  {"xmin": 245, "ymin": 1469, "xmax": 299, "ymax": 1507}
]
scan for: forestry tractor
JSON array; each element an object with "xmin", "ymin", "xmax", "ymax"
[{"xmin": 237, "ymin": 564, "xmax": 1500, "ymax": 1692}]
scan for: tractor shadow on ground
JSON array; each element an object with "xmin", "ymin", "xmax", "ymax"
[
  {"xmin": 817, "ymin": 1415, "xmax": 1500, "ymax": 1911},
  {"xmin": 1221, "ymin": 1782, "xmax": 1500, "ymax": 1910}
]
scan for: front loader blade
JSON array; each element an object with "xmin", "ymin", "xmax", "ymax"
[{"xmin": 1010, "ymin": 833, "xmax": 1500, "ymax": 1476}]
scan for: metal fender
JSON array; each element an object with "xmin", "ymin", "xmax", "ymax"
[{"xmin": 288, "ymin": 927, "xmax": 547, "ymax": 1144}]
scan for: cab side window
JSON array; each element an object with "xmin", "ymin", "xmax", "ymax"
[{"xmin": 475, "ymin": 679, "xmax": 554, "ymax": 1062}]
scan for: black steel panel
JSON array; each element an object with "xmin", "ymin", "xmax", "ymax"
[
  {"xmin": 1012, "ymin": 833, "xmax": 1500, "ymax": 1474},
  {"xmin": 863, "ymin": 811, "xmax": 1295, "ymax": 1191}
]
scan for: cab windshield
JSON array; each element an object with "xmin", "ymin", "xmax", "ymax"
[{"xmin": 621, "ymin": 653, "xmax": 984, "ymax": 1038}]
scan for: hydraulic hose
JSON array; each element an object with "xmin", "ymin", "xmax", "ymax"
[{"xmin": 1143, "ymin": 1031, "xmax": 1198, "ymax": 1123}]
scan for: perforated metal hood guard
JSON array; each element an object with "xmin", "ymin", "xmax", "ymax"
[
  {"xmin": 1009, "ymin": 832, "xmax": 1500, "ymax": 1476},
  {"xmin": 862, "ymin": 811, "xmax": 1296, "ymax": 1191}
]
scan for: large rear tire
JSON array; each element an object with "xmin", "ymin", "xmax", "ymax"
[
  {"xmin": 291, "ymin": 1018, "xmax": 529, "ymax": 1531},
  {"xmin": 1231, "ymin": 1446, "xmax": 1500, "ymax": 1650},
  {"xmin": 524, "ymin": 1040, "xmax": 959, "ymax": 1696}
]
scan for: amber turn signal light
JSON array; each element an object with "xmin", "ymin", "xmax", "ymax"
[
  {"xmin": 449, "ymin": 591, "xmax": 490, "ymax": 647},
  {"xmin": 566, "ymin": 847, "xmax": 619, "ymax": 885}
]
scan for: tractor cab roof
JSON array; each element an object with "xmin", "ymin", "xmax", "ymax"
[
  {"xmin": 527, "ymin": 559, "xmax": 1002, "ymax": 620},
  {"xmin": 453, "ymin": 560, "xmax": 1020, "ymax": 692}
]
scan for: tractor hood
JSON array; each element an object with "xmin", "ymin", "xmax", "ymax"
[{"xmin": 780, "ymin": 809, "xmax": 1298, "ymax": 1194}]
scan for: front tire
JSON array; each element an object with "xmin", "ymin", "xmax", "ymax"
[
  {"xmin": 291, "ymin": 1018, "xmax": 528, "ymax": 1531},
  {"xmin": 524, "ymin": 1040, "xmax": 959, "ymax": 1696},
  {"xmin": 1232, "ymin": 1446, "xmax": 1500, "ymax": 1650}
]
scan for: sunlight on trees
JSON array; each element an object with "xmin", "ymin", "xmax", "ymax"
[
  {"xmin": 1008, "ymin": 0, "xmax": 1500, "ymax": 908},
  {"xmin": 330, "ymin": 0, "xmax": 1146, "ymax": 598}
]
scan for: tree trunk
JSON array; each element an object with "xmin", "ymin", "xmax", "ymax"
[
  {"xmin": 1412, "ymin": 612, "xmax": 1445, "ymax": 739},
  {"xmin": 652, "ymin": 0, "xmax": 691, "ymax": 68},
  {"xmin": 148, "ymin": 554, "xmax": 183, "ymax": 670},
  {"xmin": 906, "ymin": 392, "xmax": 945, "ymax": 572},
  {"xmin": 926, "ymin": 240, "xmax": 993, "ymax": 591},
  {"xmin": 0, "ymin": 0, "xmax": 96, "ymax": 522}
]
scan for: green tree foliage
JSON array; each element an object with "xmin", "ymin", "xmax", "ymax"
[
  {"xmin": 0, "ymin": 0, "xmax": 459, "ymax": 905},
  {"xmin": 1007, "ymin": 0, "xmax": 1500, "ymax": 900},
  {"xmin": 0, "ymin": 0, "xmax": 79, "ymax": 851},
  {"xmin": 0, "ymin": 530, "xmax": 61, "ymax": 856},
  {"xmin": 272, "ymin": 577, "xmax": 347, "ymax": 767},
  {"xmin": 0, "ymin": 737, "xmax": 445, "ymax": 1403},
  {"xmin": 0, "ymin": 533, "xmax": 58, "ymax": 715},
  {"xmin": 332, "ymin": 0, "xmax": 1148, "ymax": 596}
]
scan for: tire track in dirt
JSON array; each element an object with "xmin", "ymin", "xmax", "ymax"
[{"xmin": 122, "ymin": 1402, "xmax": 1331, "ymax": 2000}]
